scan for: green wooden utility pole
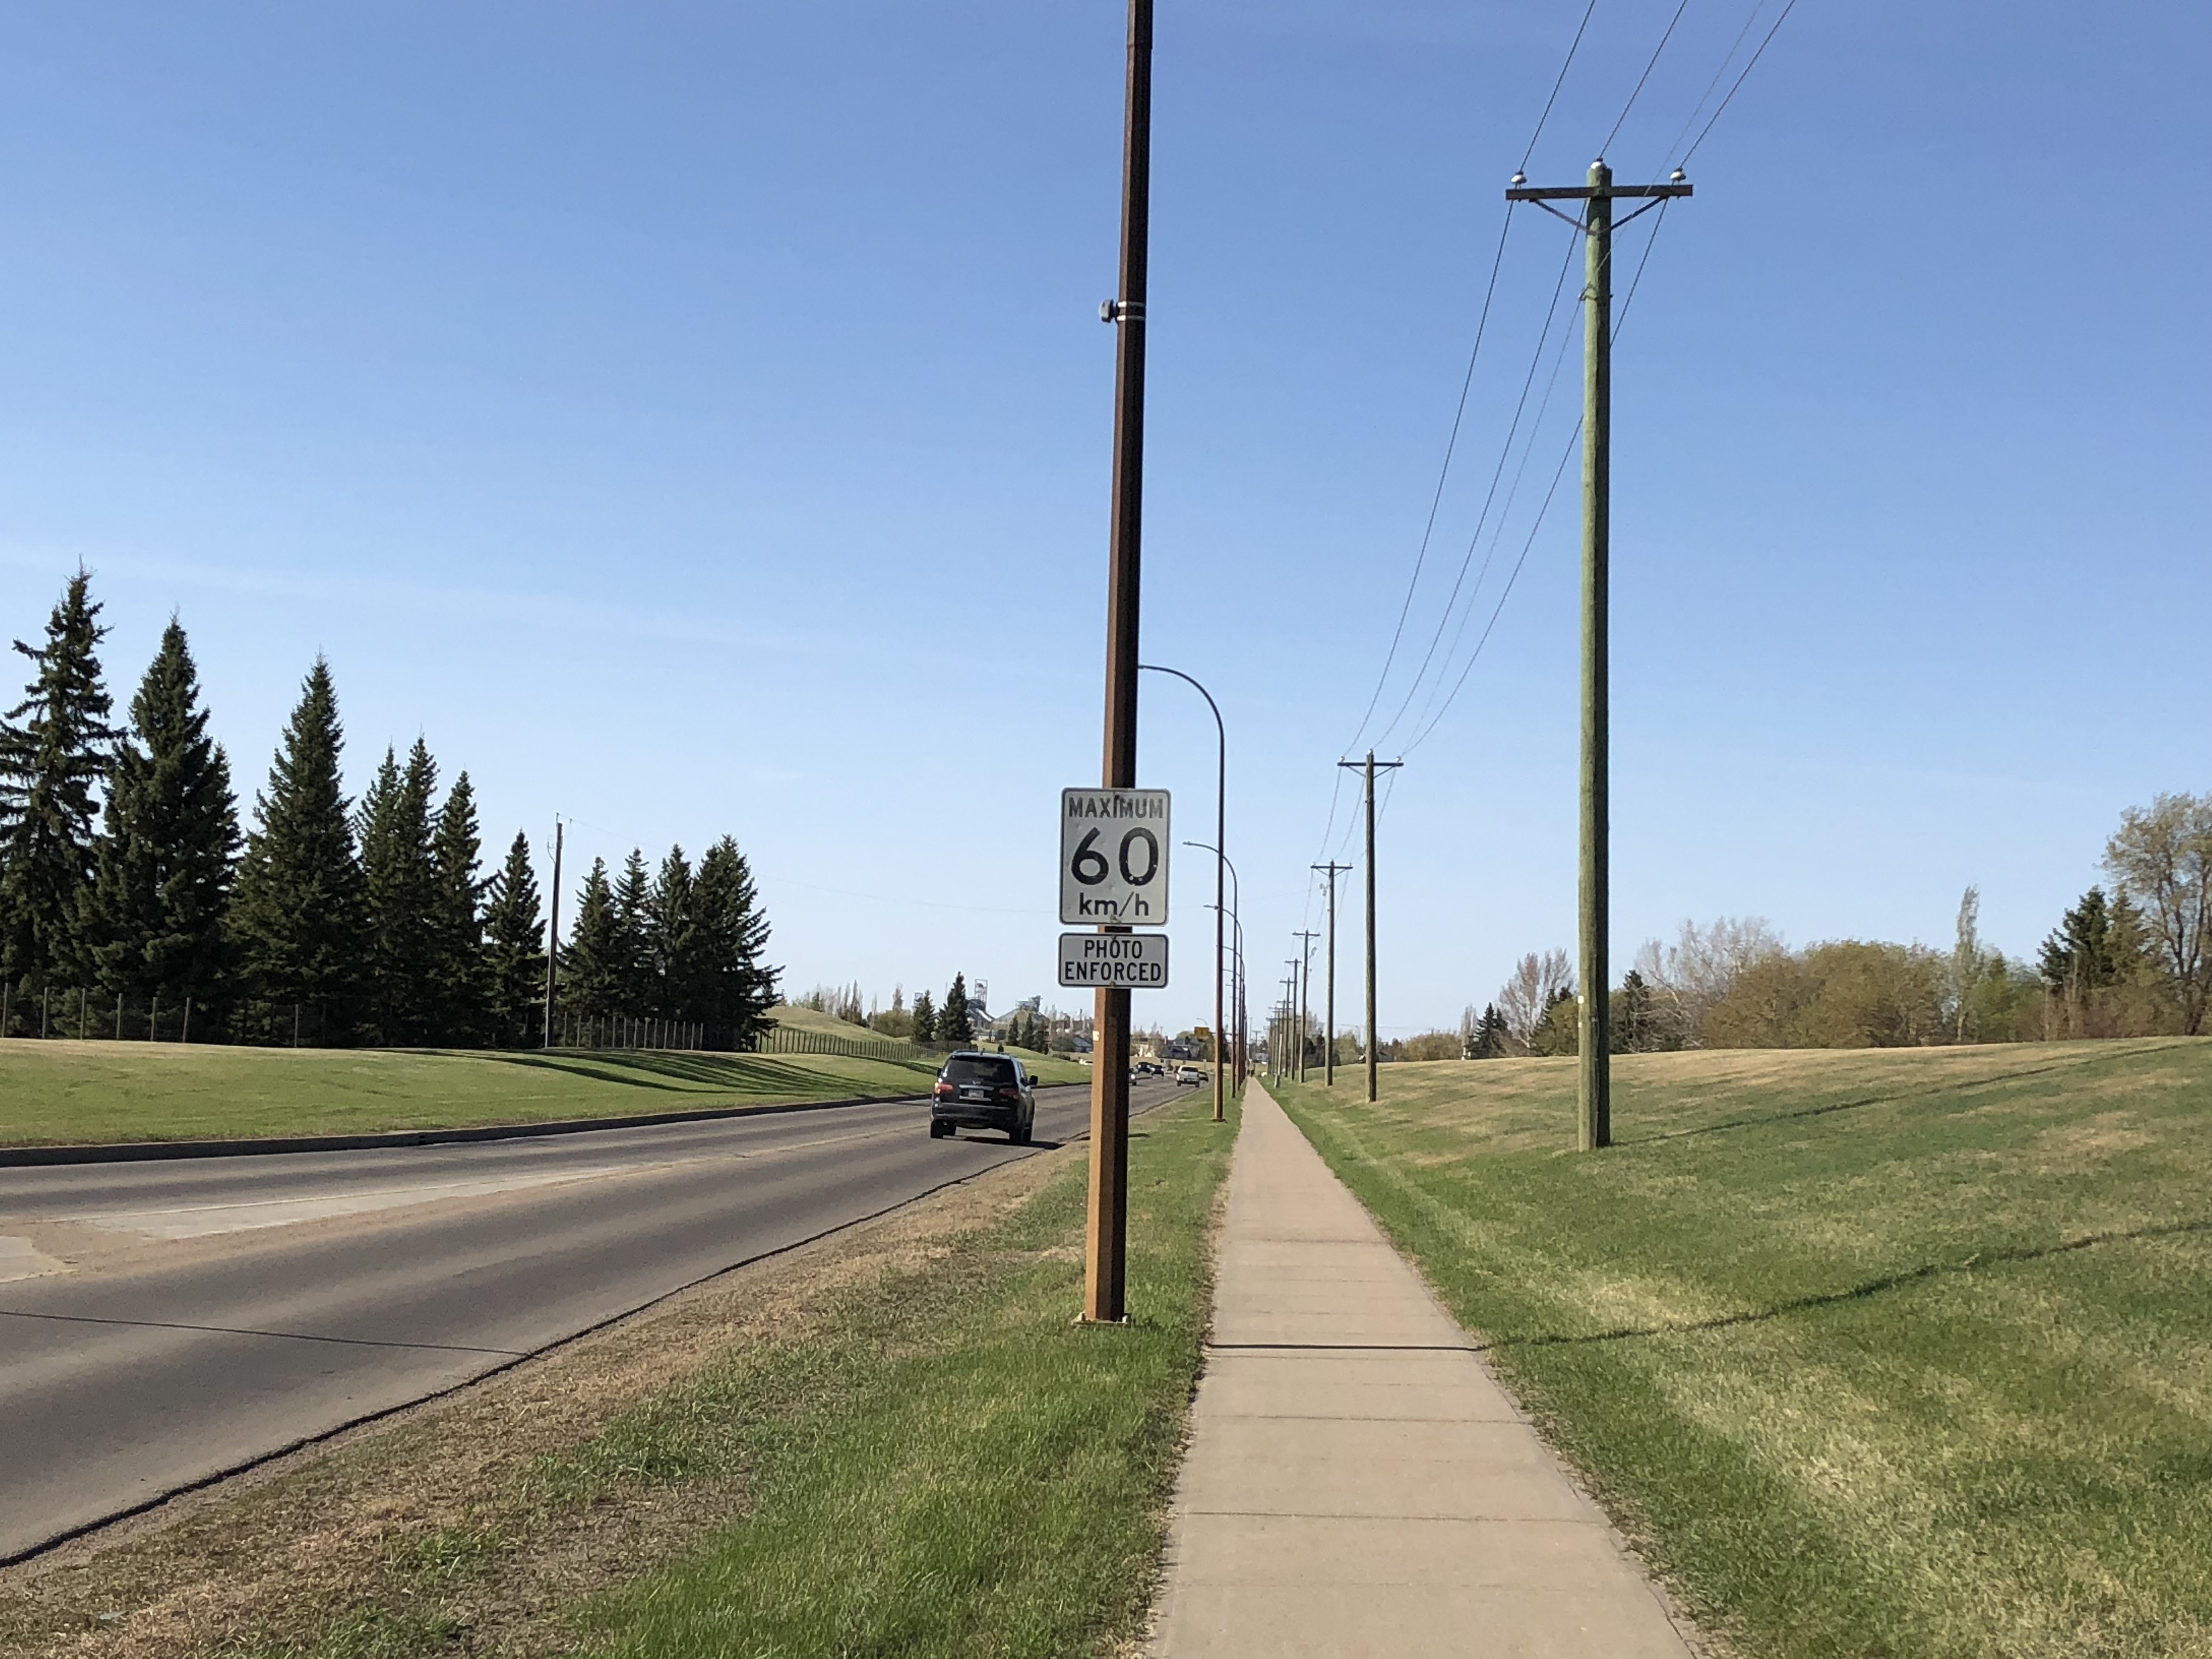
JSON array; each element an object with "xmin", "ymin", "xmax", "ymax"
[{"xmin": 1509, "ymin": 159, "xmax": 1691, "ymax": 1152}]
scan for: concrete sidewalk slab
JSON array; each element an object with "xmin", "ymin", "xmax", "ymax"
[{"xmin": 1149, "ymin": 1080, "xmax": 1697, "ymax": 1658}]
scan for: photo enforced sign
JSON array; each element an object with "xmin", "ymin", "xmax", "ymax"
[{"xmin": 1058, "ymin": 932, "xmax": 1169, "ymax": 989}]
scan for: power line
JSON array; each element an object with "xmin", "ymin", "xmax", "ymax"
[
  {"xmin": 1601, "ymin": 0, "xmax": 1692, "ymax": 159},
  {"xmin": 1372, "ymin": 222, "xmax": 1584, "ymax": 750},
  {"xmin": 1522, "ymin": 0, "xmax": 1602, "ymax": 171},
  {"xmin": 1681, "ymin": 0, "xmax": 1800, "ymax": 163},
  {"xmin": 1404, "ymin": 201, "xmax": 1677, "ymax": 752},
  {"xmin": 1660, "ymin": 1, "xmax": 1768, "ymax": 166},
  {"xmin": 1343, "ymin": 208, "xmax": 1516, "ymax": 758},
  {"xmin": 1338, "ymin": 0, "xmax": 1606, "ymax": 778}
]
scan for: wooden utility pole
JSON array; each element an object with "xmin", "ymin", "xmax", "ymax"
[
  {"xmin": 1085, "ymin": 0, "xmax": 1154, "ymax": 1325},
  {"xmin": 1312, "ymin": 862, "xmax": 1351, "ymax": 1085},
  {"xmin": 1338, "ymin": 751, "xmax": 1403, "ymax": 1102},
  {"xmin": 1508, "ymin": 160, "xmax": 1690, "ymax": 1150},
  {"xmin": 543, "ymin": 819, "xmax": 564, "ymax": 1050}
]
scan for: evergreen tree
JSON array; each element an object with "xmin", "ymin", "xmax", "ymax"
[
  {"xmin": 0, "ymin": 569, "xmax": 117, "ymax": 998},
  {"xmin": 2039, "ymin": 887, "xmax": 2142, "ymax": 994},
  {"xmin": 359, "ymin": 739, "xmax": 441, "ymax": 1045},
  {"xmin": 910, "ymin": 989, "xmax": 936, "ymax": 1046},
  {"xmin": 939, "ymin": 973, "xmax": 973, "ymax": 1047},
  {"xmin": 482, "ymin": 830, "xmax": 546, "ymax": 1046},
  {"xmin": 1610, "ymin": 969, "xmax": 1653, "ymax": 1054},
  {"xmin": 430, "ymin": 770, "xmax": 490, "ymax": 1044},
  {"xmin": 560, "ymin": 859, "xmax": 624, "ymax": 1019},
  {"xmin": 692, "ymin": 835, "xmax": 777, "ymax": 1047},
  {"xmin": 649, "ymin": 845, "xmax": 698, "ymax": 1019},
  {"xmin": 1464, "ymin": 1003, "xmax": 1510, "ymax": 1058},
  {"xmin": 82, "ymin": 618, "xmax": 240, "ymax": 1015},
  {"xmin": 613, "ymin": 848, "xmax": 653, "ymax": 1013},
  {"xmin": 230, "ymin": 658, "xmax": 368, "ymax": 1041}
]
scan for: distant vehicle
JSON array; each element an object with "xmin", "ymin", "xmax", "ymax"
[
  {"xmin": 930, "ymin": 1052, "xmax": 1036, "ymax": 1144},
  {"xmin": 1175, "ymin": 1065, "xmax": 1203, "ymax": 1086},
  {"xmin": 1136, "ymin": 1060, "xmax": 1163, "ymax": 1076}
]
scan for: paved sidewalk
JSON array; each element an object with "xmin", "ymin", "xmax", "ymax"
[{"xmin": 1149, "ymin": 1081, "xmax": 1696, "ymax": 1658}]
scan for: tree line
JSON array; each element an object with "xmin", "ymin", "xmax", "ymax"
[
  {"xmin": 799, "ymin": 978, "xmax": 1062, "ymax": 1054},
  {"xmin": 1453, "ymin": 792, "xmax": 2212, "ymax": 1056},
  {"xmin": 0, "ymin": 572, "xmax": 776, "ymax": 1047}
]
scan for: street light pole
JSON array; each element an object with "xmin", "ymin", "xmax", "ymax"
[
  {"xmin": 1312, "ymin": 862, "xmax": 1350, "ymax": 1085},
  {"xmin": 1144, "ymin": 665, "xmax": 1227, "ymax": 1125},
  {"xmin": 1186, "ymin": 838, "xmax": 1238, "ymax": 1121}
]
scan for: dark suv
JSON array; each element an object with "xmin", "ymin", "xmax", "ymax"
[{"xmin": 930, "ymin": 1052, "xmax": 1037, "ymax": 1144}]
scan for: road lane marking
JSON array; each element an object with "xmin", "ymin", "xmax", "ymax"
[{"xmin": 68, "ymin": 1164, "xmax": 662, "ymax": 1239}]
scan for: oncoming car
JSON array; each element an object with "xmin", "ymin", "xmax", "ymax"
[{"xmin": 930, "ymin": 1051, "xmax": 1037, "ymax": 1144}]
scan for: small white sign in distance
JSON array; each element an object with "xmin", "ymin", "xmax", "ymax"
[
  {"xmin": 1059, "ymin": 788, "xmax": 1170, "ymax": 926},
  {"xmin": 1058, "ymin": 931, "xmax": 1169, "ymax": 989}
]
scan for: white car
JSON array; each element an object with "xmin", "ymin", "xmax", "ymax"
[{"xmin": 1175, "ymin": 1065, "xmax": 1203, "ymax": 1086}]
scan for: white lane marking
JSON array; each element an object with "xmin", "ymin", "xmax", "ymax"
[
  {"xmin": 0, "ymin": 1236, "xmax": 65, "ymax": 1282},
  {"xmin": 72, "ymin": 1165, "xmax": 662, "ymax": 1240}
]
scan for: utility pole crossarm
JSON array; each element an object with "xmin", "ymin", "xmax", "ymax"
[{"xmin": 1505, "ymin": 182, "xmax": 1692, "ymax": 201}]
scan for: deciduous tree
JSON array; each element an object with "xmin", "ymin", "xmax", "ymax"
[{"xmin": 2103, "ymin": 793, "xmax": 2212, "ymax": 1035}]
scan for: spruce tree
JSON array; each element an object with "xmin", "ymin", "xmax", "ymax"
[
  {"xmin": 939, "ymin": 973, "xmax": 973, "ymax": 1047},
  {"xmin": 0, "ymin": 570, "xmax": 117, "ymax": 999},
  {"xmin": 482, "ymin": 830, "xmax": 547, "ymax": 1045},
  {"xmin": 692, "ymin": 835, "xmax": 777, "ymax": 1048},
  {"xmin": 613, "ymin": 848, "xmax": 653, "ymax": 1014},
  {"xmin": 650, "ymin": 845, "xmax": 697, "ymax": 1020},
  {"xmin": 359, "ymin": 740, "xmax": 441, "ymax": 1045},
  {"xmin": 83, "ymin": 618, "xmax": 240, "ymax": 1014},
  {"xmin": 430, "ymin": 771, "xmax": 490, "ymax": 1045},
  {"xmin": 230, "ymin": 658, "xmax": 368, "ymax": 1041},
  {"xmin": 911, "ymin": 989, "xmax": 936, "ymax": 1046},
  {"xmin": 561, "ymin": 859, "xmax": 624, "ymax": 1019}
]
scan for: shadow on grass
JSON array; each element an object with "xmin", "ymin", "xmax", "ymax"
[
  {"xmin": 1622, "ymin": 1043, "xmax": 2200, "ymax": 1147},
  {"xmin": 1494, "ymin": 1216, "xmax": 2212, "ymax": 1350},
  {"xmin": 472, "ymin": 1050, "xmax": 935, "ymax": 1094}
]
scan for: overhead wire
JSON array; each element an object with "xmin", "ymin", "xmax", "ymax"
[
  {"xmin": 1331, "ymin": 0, "xmax": 1604, "ymax": 798},
  {"xmin": 1394, "ymin": 0, "xmax": 1807, "ymax": 753},
  {"xmin": 1370, "ymin": 222, "xmax": 1585, "ymax": 751},
  {"xmin": 1404, "ymin": 199, "xmax": 1676, "ymax": 752},
  {"xmin": 1600, "ymin": 0, "xmax": 1692, "ymax": 159},
  {"xmin": 1343, "ymin": 211, "xmax": 1517, "ymax": 763},
  {"xmin": 1660, "ymin": 0, "xmax": 1767, "ymax": 164},
  {"xmin": 1681, "ymin": 0, "xmax": 1799, "ymax": 162}
]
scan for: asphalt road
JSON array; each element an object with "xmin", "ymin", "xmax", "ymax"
[{"xmin": 0, "ymin": 1076, "xmax": 1187, "ymax": 1562}]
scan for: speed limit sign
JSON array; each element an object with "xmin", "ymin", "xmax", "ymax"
[{"xmin": 1060, "ymin": 788, "xmax": 1170, "ymax": 926}]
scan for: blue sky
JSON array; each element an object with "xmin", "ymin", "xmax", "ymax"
[{"xmin": 3, "ymin": 1, "xmax": 2204, "ymax": 1036}]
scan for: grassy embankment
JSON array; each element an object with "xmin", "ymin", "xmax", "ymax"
[
  {"xmin": 0, "ymin": 1002, "xmax": 1091, "ymax": 1147},
  {"xmin": 0, "ymin": 1090, "xmax": 1234, "ymax": 1658},
  {"xmin": 1274, "ymin": 1040, "xmax": 2212, "ymax": 1659}
]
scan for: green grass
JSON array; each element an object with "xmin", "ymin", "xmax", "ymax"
[
  {"xmin": 1273, "ymin": 1041, "xmax": 2212, "ymax": 1659},
  {"xmin": 191, "ymin": 1090, "xmax": 1235, "ymax": 1659},
  {"xmin": 565, "ymin": 1093, "xmax": 1232, "ymax": 1659},
  {"xmin": 0, "ymin": 1010, "xmax": 1092, "ymax": 1146}
]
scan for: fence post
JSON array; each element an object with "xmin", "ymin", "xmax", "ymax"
[{"xmin": 183, "ymin": 997, "xmax": 193, "ymax": 1044}]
